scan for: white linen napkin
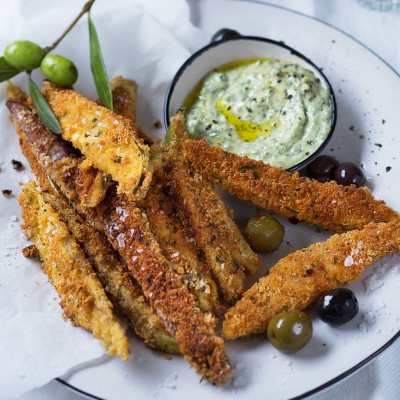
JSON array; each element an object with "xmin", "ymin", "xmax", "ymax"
[{"xmin": 0, "ymin": 0, "xmax": 208, "ymax": 398}]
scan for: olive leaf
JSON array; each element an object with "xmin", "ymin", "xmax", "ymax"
[
  {"xmin": 0, "ymin": 56, "xmax": 20, "ymax": 82},
  {"xmin": 164, "ymin": 124, "xmax": 172, "ymax": 145},
  {"xmin": 28, "ymin": 77, "xmax": 62, "ymax": 135},
  {"xmin": 88, "ymin": 13, "xmax": 113, "ymax": 110}
]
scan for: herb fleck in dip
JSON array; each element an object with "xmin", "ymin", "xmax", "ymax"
[{"xmin": 185, "ymin": 59, "xmax": 333, "ymax": 169}]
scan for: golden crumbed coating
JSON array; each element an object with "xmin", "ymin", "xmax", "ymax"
[
  {"xmin": 144, "ymin": 163, "xmax": 221, "ymax": 315},
  {"xmin": 223, "ymin": 221, "xmax": 400, "ymax": 339},
  {"xmin": 110, "ymin": 76, "xmax": 138, "ymax": 124},
  {"xmin": 100, "ymin": 193, "xmax": 231, "ymax": 385},
  {"xmin": 166, "ymin": 158, "xmax": 245, "ymax": 303},
  {"xmin": 164, "ymin": 113, "xmax": 259, "ymax": 303},
  {"xmin": 11, "ymin": 99, "xmax": 180, "ymax": 354},
  {"xmin": 22, "ymin": 244, "xmax": 38, "ymax": 258},
  {"xmin": 75, "ymin": 158, "xmax": 111, "ymax": 207},
  {"xmin": 9, "ymin": 87, "xmax": 231, "ymax": 382},
  {"xmin": 184, "ymin": 140, "xmax": 400, "ymax": 232},
  {"xmin": 170, "ymin": 114, "xmax": 258, "ymax": 274},
  {"xmin": 61, "ymin": 76, "xmax": 147, "ymax": 207},
  {"xmin": 18, "ymin": 182, "xmax": 130, "ymax": 360},
  {"xmin": 42, "ymin": 84, "xmax": 153, "ymax": 200},
  {"xmin": 109, "ymin": 77, "xmax": 153, "ymax": 146},
  {"xmin": 44, "ymin": 186, "xmax": 180, "ymax": 354},
  {"xmin": 5, "ymin": 81, "xmax": 28, "ymax": 102}
]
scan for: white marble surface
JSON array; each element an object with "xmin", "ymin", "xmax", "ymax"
[{"xmin": 9, "ymin": 0, "xmax": 400, "ymax": 399}]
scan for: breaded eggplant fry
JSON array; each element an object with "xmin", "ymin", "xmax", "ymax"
[
  {"xmin": 44, "ymin": 185, "xmax": 180, "ymax": 353},
  {"xmin": 166, "ymin": 158, "xmax": 245, "ymax": 303},
  {"xmin": 78, "ymin": 74, "xmax": 149, "ymax": 206},
  {"xmin": 74, "ymin": 158, "xmax": 112, "ymax": 207},
  {"xmin": 109, "ymin": 76, "xmax": 152, "ymax": 146},
  {"xmin": 8, "ymin": 98, "xmax": 231, "ymax": 383},
  {"xmin": 8, "ymin": 96, "xmax": 180, "ymax": 354},
  {"xmin": 184, "ymin": 140, "xmax": 400, "ymax": 232},
  {"xmin": 168, "ymin": 114, "xmax": 258, "ymax": 275},
  {"xmin": 8, "ymin": 96, "xmax": 218, "ymax": 313},
  {"xmin": 100, "ymin": 192, "xmax": 231, "ymax": 385},
  {"xmin": 110, "ymin": 76, "xmax": 138, "ymax": 124},
  {"xmin": 42, "ymin": 84, "xmax": 153, "ymax": 200},
  {"xmin": 19, "ymin": 182, "xmax": 130, "ymax": 360},
  {"xmin": 145, "ymin": 163, "xmax": 221, "ymax": 314},
  {"xmin": 223, "ymin": 221, "xmax": 400, "ymax": 339},
  {"xmin": 5, "ymin": 80, "xmax": 28, "ymax": 102},
  {"xmin": 6, "ymin": 97, "xmax": 108, "ymax": 208},
  {"xmin": 164, "ymin": 113, "xmax": 258, "ymax": 303}
]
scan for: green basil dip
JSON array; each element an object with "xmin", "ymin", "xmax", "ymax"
[{"xmin": 185, "ymin": 58, "xmax": 333, "ymax": 169}]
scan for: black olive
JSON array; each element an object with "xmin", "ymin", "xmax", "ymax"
[
  {"xmin": 316, "ymin": 288, "xmax": 359, "ymax": 326},
  {"xmin": 210, "ymin": 29, "xmax": 241, "ymax": 43},
  {"xmin": 307, "ymin": 155, "xmax": 338, "ymax": 179},
  {"xmin": 334, "ymin": 162, "xmax": 365, "ymax": 187}
]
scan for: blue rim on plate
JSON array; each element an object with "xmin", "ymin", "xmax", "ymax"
[
  {"xmin": 56, "ymin": 2, "xmax": 400, "ymax": 399},
  {"xmin": 164, "ymin": 34, "xmax": 337, "ymax": 172}
]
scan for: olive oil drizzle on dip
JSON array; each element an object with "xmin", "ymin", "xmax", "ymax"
[{"xmin": 184, "ymin": 58, "xmax": 333, "ymax": 169}]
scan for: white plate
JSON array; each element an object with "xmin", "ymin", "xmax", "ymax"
[{"xmin": 5, "ymin": 1, "xmax": 400, "ymax": 399}]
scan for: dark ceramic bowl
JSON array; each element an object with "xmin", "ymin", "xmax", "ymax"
[{"xmin": 164, "ymin": 29, "xmax": 336, "ymax": 171}]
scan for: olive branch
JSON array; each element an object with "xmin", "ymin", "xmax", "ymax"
[{"xmin": 0, "ymin": 0, "xmax": 113, "ymax": 134}]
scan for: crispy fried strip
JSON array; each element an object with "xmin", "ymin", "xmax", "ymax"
[
  {"xmin": 164, "ymin": 113, "xmax": 258, "ymax": 303},
  {"xmin": 19, "ymin": 182, "xmax": 130, "ymax": 360},
  {"xmin": 100, "ymin": 193, "xmax": 231, "ymax": 384},
  {"xmin": 170, "ymin": 114, "xmax": 258, "ymax": 275},
  {"xmin": 166, "ymin": 157, "xmax": 245, "ymax": 303},
  {"xmin": 184, "ymin": 140, "xmax": 400, "ymax": 232},
  {"xmin": 42, "ymin": 83, "xmax": 152, "ymax": 200},
  {"xmin": 7, "ymin": 97, "xmax": 219, "ymax": 316},
  {"xmin": 144, "ymin": 162, "xmax": 222, "ymax": 314},
  {"xmin": 42, "ymin": 184, "xmax": 180, "ymax": 354},
  {"xmin": 8, "ymin": 97, "xmax": 220, "ymax": 314},
  {"xmin": 223, "ymin": 221, "xmax": 400, "ymax": 339},
  {"xmin": 7, "ymin": 95, "xmax": 180, "ymax": 353},
  {"xmin": 110, "ymin": 76, "xmax": 138, "ymax": 124},
  {"xmin": 109, "ymin": 77, "xmax": 153, "ymax": 146},
  {"xmin": 8, "ymin": 97, "xmax": 231, "ymax": 383},
  {"xmin": 78, "ymin": 77, "xmax": 148, "ymax": 207},
  {"xmin": 5, "ymin": 96, "xmax": 106, "ymax": 208}
]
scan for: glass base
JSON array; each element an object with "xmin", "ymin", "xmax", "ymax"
[{"xmin": 357, "ymin": 0, "xmax": 400, "ymax": 10}]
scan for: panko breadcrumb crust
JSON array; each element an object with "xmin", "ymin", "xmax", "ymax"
[
  {"xmin": 19, "ymin": 182, "xmax": 130, "ymax": 360},
  {"xmin": 8, "ymin": 90, "xmax": 180, "ymax": 354},
  {"xmin": 164, "ymin": 113, "xmax": 259, "ymax": 304},
  {"xmin": 184, "ymin": 140, "xmax": 400, "ymax": 232},
  {"xmin": 101, "ymin": 192, "xmax": 231, "ymax": 384},
  {"xmin": 144, "ymin": 161, "xmax": 222, "ymax": 315},
  {"xmin": 8, "ymin": 92, "xmax": 231, "ymax": 385},
  {"xmin": 42, "ymin": 84, "xmax": 153, "ymax": 201},
  {"xmin": 223, "ymin": 221, "xmax": 400, "ymax": 339}
]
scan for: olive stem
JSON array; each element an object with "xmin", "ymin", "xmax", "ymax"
[{"xmin": 43, "ymin": 0, "xmax": 96, "ymax": 55}]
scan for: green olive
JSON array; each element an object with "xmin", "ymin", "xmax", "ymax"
[
  {"xmin": 245, "ymin": 215, "xmax": 285, "ymax": 253},
  {"xmin": 4, "ymin": 40, "xmax": 44, "ymax": 71},
  {"xmin": 267, "ymin": 311, "xmax": 313, "ymax": 353},
  {"xmin": 40, "ymin": 55, "xmax": 78, "ymax": 86}
]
